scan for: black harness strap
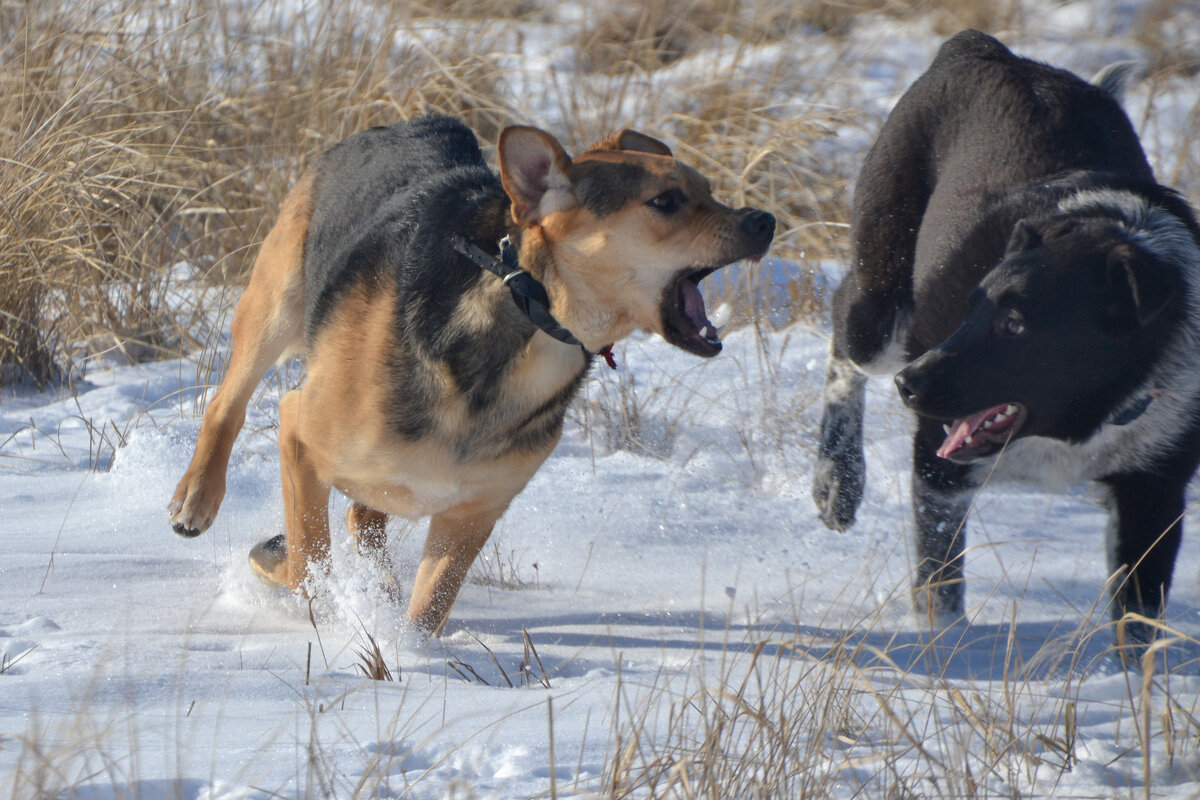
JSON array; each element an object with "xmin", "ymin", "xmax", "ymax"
[{"xmin": 450, "ymin": 234, "xmax": 618, "ymax": 369}]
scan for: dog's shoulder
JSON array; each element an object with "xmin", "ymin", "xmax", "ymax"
[
  {"xmin": 317, "ymin": 115, "xmax": 486, "ymax": 179},
  {"xmin": 929, "ymin": 29, "xmax": 1015, "ymax": 68},
  {"xmin": 303, "ymin": 116, "xmax": 507, "ymax": 335},
  {"xmin": 308, "ymin": 115, "xmax": 494, "ymax": 239}
]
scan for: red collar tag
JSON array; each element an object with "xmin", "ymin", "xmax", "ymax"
[{"xmin": 598, "ymin": 345, "xmax": 617, "ymax": 370}]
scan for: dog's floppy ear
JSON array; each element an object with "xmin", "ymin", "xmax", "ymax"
[
  {"xmin": 1005, "ymin": 219, "xmax": 1042, "ymax": 254},
  {"xmin": 1105, "ymin": 242, "xmax": 1177, "ymax": 327},
  {"xmin": 498, "ymin": 126, "xmax": 577, "ymax": 226},
  {"xmin": 588, "ymin": 129, "xmax": 673, "ymax": 156}
]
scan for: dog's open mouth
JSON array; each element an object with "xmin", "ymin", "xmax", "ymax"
[
  {"xmin": 661, "ymin": 267, "xmax": 723, "ymax": 357},
  {"xmin": 936, "ymin": 402, "xmax": 1027, "ymax": 461}
]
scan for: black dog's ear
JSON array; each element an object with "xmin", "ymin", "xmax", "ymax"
[
  {"xmin": 1005, "ymin": 219, "xmax": 1042, "ymax": 254},
  {"xmin": 498, "ymin": 126, "xmax": 579, "ymax": 226},
  {"xmin": 1105, "ymin": 242, "xmax": 1177, "ymax": 327}
]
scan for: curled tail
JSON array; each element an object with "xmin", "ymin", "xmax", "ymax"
[{"xmin": 1091, "ymin": 60, "xmax": 1147, "ymax": 106}]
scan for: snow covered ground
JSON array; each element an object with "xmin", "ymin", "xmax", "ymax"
[{"xmin": 5, "ymin": 2, "xmax": 1200, "ymax": 798}]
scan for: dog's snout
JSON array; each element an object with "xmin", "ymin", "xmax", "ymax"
[{"xmin": 740, "ymin": 209, "xmax": 775, "ymax": 241}]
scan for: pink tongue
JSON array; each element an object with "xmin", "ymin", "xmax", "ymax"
[
  {"xmin": 680, "ymin": 280, "xmax": 713, "ymax": 331},
  {"xmin": 936, "ymin": 405, "xmax": 1007, "ymax": 459},
  {"xmin": 937, "ymin": 419, "xmax": 974, "ymax": 459}
]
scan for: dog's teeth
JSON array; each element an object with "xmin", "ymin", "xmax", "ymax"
[
  {"xmin": 964, "ymin": 435, "xmax": 974, "ymax": 445},
  {"xmin": 710, "ymin": 303, "xmax": 732, "ymax": 329},
  {"xmin": 1005, "ymin": 404, "xmax": 1017, "ymax": 415},
  {"xmin": 993, "ymin": 413, "xmax": 1006, "ymax": 423},
  {"xmin": 983, "ymin": 420, "xmax": 993, "ymax": 429},
  {"xmin": 943, "ymin": 424, "xmax": 952, "ymax": 435}
]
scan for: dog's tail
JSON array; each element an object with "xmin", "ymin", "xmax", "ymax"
[{"xmin": 1091, "ymin": 60, "xmax": 1148, "ymax": 106}]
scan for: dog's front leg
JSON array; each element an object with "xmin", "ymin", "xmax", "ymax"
[
  {"xmin": 347, "ymin": 502, "xmax": 389, "ymax": 555},
  {"xmin": 346, "ymin": 502, "xmax": 404, "ymax": 603},
  {"xmin": 169, "ymin": 173, "xmax": 310, "ymax": 538},
  {"xmin": 279, "ymin": 389, "xmax": 333, "ymax": 591},
  {"xmin": 1100, "ymin": 470, "xmax": 1190, "ymax": 645},
  {"xmin": 910, "ymin": 418, "xmax": 975, "ymax": 625},
  {"xmin": 409, "ymin": 500, "xmax": 510, "ymax": 634},
  {"xmin": 813, "ymin": 351, "xmax": 868, "ymax": 531}
]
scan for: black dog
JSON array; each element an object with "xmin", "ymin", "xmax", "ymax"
[{"xmin": 813, "ymin": 30, "xmax": 1200, "ymax": 642}]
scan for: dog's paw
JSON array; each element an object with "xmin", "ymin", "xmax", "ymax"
[
  {"xmin": 911, "ymin": 579, "xmax": 965, "ymax": 628},
  {"xmin": 168, "ymin": 468, "xmax": 225, "ymax": 538},
  {"xmin": 812, "ymin": 400, "xmax": 866, "ymax": 531},
  {"xmin": 812, "ymin": 454, "xmax": 864, "ymax": 531},
  {"xmin": 248, "ymin": 534, "xmax": 290, "ymax": 588}
]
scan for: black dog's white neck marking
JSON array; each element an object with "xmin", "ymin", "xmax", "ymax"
[{"xmin": 450, "ymin": 234, "xmax": 617, "ymax": 368}]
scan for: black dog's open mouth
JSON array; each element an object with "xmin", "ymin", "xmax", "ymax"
[
  {"xmin": 936, "ymin": 402, "xmax": 1027, "ymax": 461},
  {"xmin": 661, "ymin": 267, "xmax": 724, "ymax": 357}
]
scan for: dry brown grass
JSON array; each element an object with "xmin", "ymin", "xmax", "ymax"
[
  {"xmin": 4, "ymin": 0, "xmax": 1199, "ymax": 395},
  {"xmin": 0, "ymin": 0, "xmax": 868, "ymax": 388},
  {"xmin": 0, "ymin": 0, "xmax": 526, "ymax": 386},
  {"xmin": 599, "ymin": 601, "xmax": 1200, "ymax": 799},
  {"xmin": 1134, "ymin": 0, "xmax": 1200, "ymax": 75}
]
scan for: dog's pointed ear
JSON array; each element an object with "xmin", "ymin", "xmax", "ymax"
[
  {"xmin": 588, "ymin": 130, "xmax": 673, "ymax": 156},
  {"xmin": 1005, "ymin": 219, "xmax": 1042, "ymax": 254},
  {"xmin": 1105, "ymin": 242, "xmax": 1177, "ymax": 327},
  {"xmin": 498, "ymin": 126, "xmax": 578, "ymax": 226}
]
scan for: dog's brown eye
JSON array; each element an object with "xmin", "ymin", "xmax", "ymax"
[{"xmin": 647, "ymin": 189, "xmax": 686, "ymax": 214}]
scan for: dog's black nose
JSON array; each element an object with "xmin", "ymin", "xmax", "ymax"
[
  {"xmin": 740, "ymin": 209, "xmax": 776, "ymax": 240},
  {"xmin": 894, "ymin": 368, "xmax": 921, "ymax": 408}
]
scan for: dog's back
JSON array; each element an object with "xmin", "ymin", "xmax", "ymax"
[
  {"xmin": 303, "ymin": 116, "xmax": 507, "ymax": 337},
  {"xmin": 850, "ymin": 29, "xmax": 1157, "ymax": 357}
]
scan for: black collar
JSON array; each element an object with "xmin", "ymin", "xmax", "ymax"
[{"xmin": 450, "ymin": 234, "xmax": 617, "ymax": 368}]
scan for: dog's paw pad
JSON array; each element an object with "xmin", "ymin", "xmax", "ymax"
[{"xmin": 249, "ymin": 534, "xmax": 289, "ymax": 588}]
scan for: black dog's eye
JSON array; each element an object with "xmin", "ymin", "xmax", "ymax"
[
  {"xmin": 996, "ymin": 309, "xmax": 1026, "ymax": 337},
  {"xmin": 647, "ymin": 189, "xmax": 687, "ymax": 214}
]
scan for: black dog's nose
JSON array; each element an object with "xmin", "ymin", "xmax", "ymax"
[
  {"xmin": 894, "ymin": 368, "xmax": 921, "ymax": 409},
  {"xmin": 740, "ymin": 209, "xmax": 776, "ymax": 239}
]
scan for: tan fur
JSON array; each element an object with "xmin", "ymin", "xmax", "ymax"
[
  {"xmin": 241, "ymin": 277, "xmax": 562, "ymax": 629},
  {"xmin": 169, "ymin": 172, "xmax": 313, "ymax": 534},
  {"xmin": 537, "ymin": 155, "xmax": 754, "ymax": 350}
]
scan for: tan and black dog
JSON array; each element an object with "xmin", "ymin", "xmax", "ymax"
[{"xmin": 169, "ymin": 114, "xmax": 774, "ymax": 633}]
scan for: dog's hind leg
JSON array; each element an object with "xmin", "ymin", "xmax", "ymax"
[
  {"xmin": 276, "ymin": 389, "xmax": 332, "ymax": 591},
  {"xmin": 408, "ymin": 500, "xmax": 510, "ymax": 635},
  {"xmin": 170, "ymin": 173, "xmax": 313, "ymax": 537},
  {"xmin": 910, "ymin": 418, "xmax": 975, "ymax": 625}
]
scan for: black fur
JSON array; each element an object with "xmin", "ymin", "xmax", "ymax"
[
  {"xmin": 814, "ymin": 31, "xmax": 1200, "ymax": 643},
  {"xmin": 303, "ymin": 115, "xmax": 588, "ymax": 456},
  {"xmin": 572, "ymin": 161, "xmax": 650, "ymax": 217}
]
